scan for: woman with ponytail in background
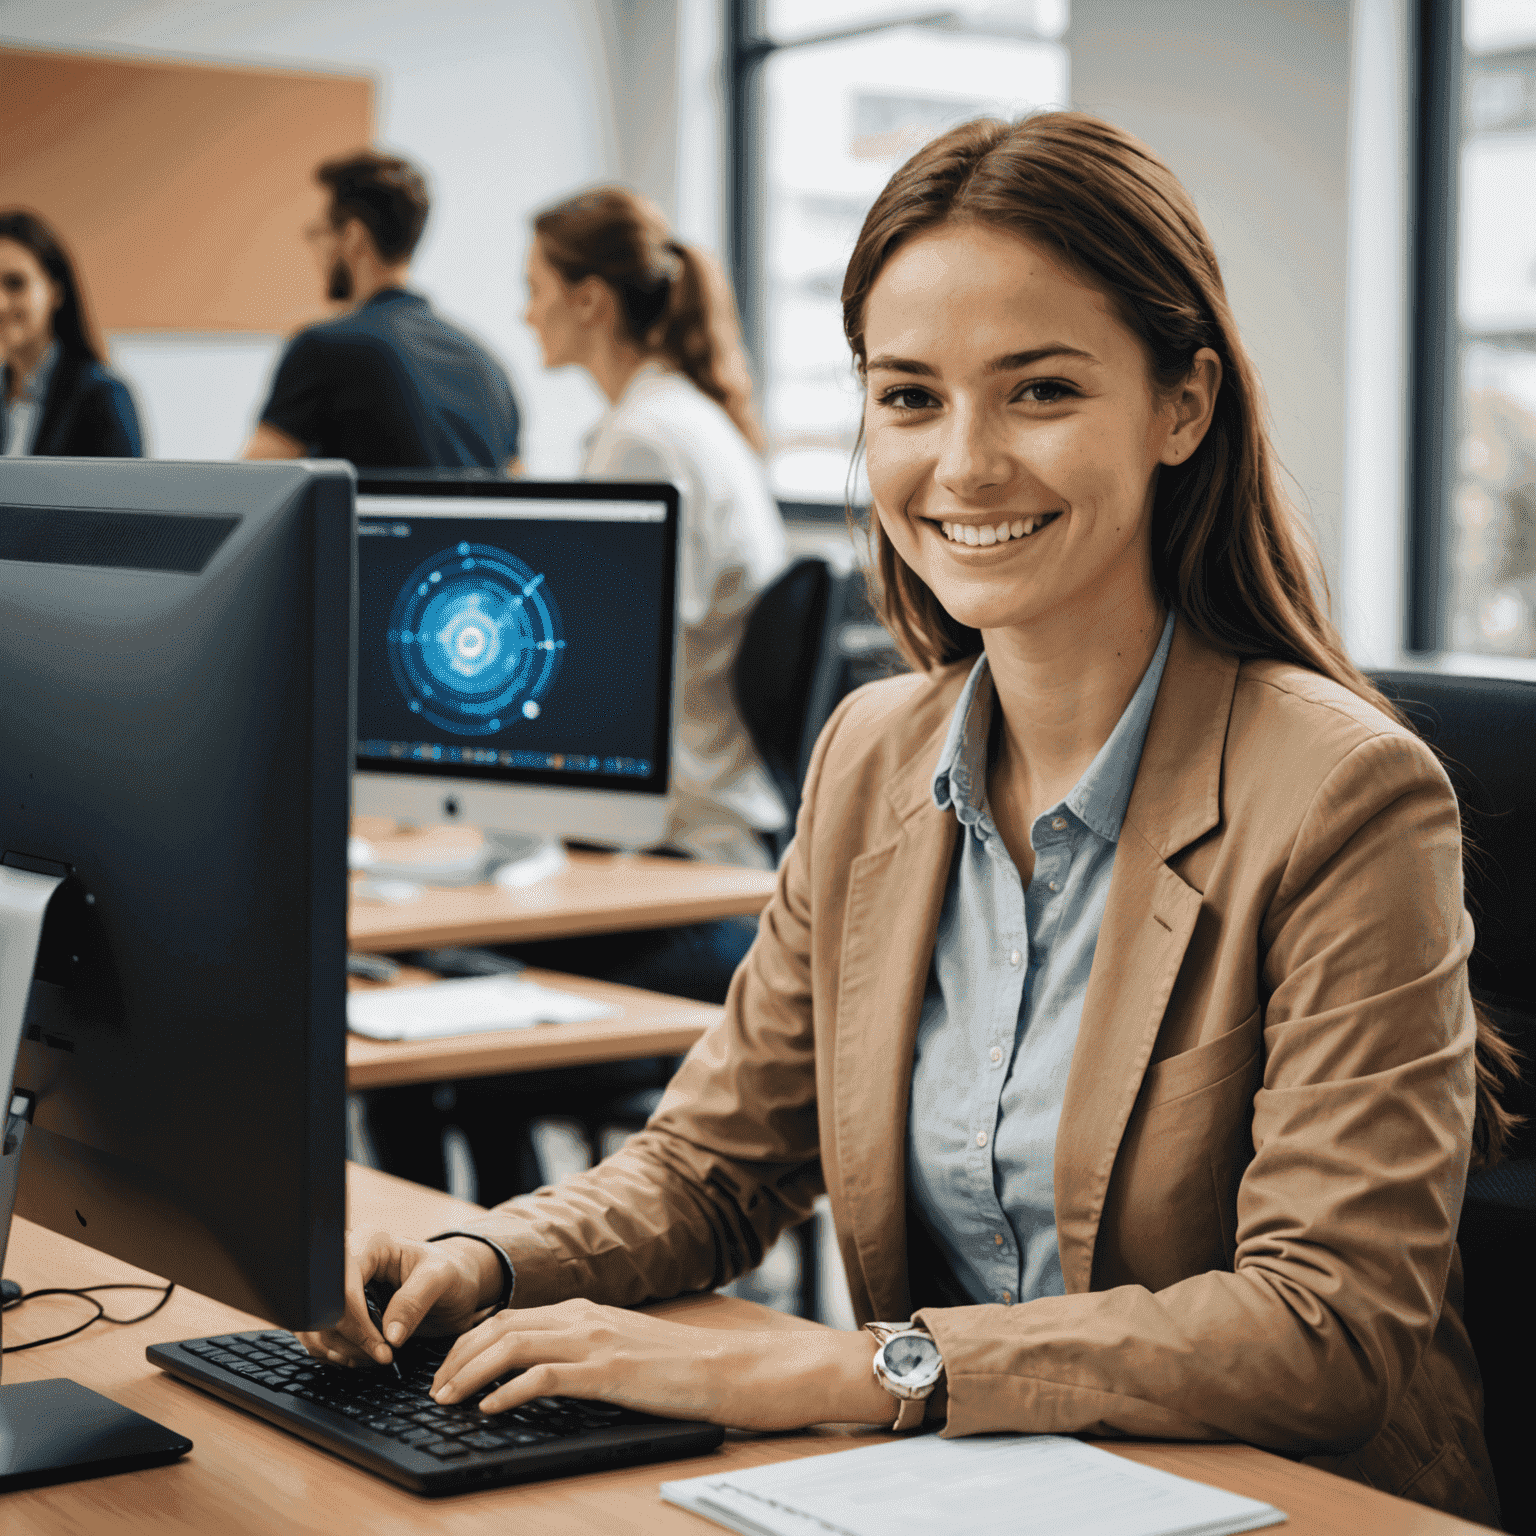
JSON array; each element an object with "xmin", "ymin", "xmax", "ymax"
[
  {"xmin": 374, "ymin": 193, "xmax": 795, "ymax": 1201},
  {"xmin": 524, "ymin": 188, "xmax": 788, "ymax": 876}
]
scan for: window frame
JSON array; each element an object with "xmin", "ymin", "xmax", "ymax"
[{"xmin": 1407, "ymin": 0, "xmax": 1464, "ymax": 654}]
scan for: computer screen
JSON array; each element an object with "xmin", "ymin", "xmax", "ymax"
[
  {"xmin": 351, "ymin": 477, "xmax": 679, "ymax": 847},
  {"xmin": 0, "ymin": 458, "xmax": 353, "ymax": 1333}
]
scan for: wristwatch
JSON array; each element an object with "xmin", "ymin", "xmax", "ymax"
[{"xmin": 866, "ymin": 1321, "xmax": 944, "ymax": 1430}]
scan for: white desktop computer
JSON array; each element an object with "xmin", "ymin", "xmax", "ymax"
[{"xmin": 351, "ymin": 476, "xmax": 680, "ymax": 858}]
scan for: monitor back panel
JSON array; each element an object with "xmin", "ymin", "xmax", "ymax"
[{"xmin": 0, "ymin": 459, "xmax": 353, "ymax": 1330}]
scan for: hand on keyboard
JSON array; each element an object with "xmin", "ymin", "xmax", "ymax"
[{"xmin": 296, "ymin": 1228, "xmax": 500, "ymax": 1370}]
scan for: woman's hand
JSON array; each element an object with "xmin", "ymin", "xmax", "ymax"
[
  {"xmin": 427, "ymin": 1298, "xmax": 897, "ymax": 1432},
  {"xmin": 295, "ymin": 1229, "xmax": 495, "ymax": 1367}
]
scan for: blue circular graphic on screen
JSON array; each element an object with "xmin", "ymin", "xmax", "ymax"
[{"xmin": 386, "ymin": 544, "xmax": 565, "ymax": 736}]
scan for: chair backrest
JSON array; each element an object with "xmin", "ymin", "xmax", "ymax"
[
  {"xmin": 1368, "ymin": 672, "xmax": 1536, "ymax": 1091},
  {"xmin": 1369, "ymin": 672, "xmax": 1536, "ymax": 1536},
  {"xmin": 732, "ymin": 558, "xmax": 845, "ymax": 830}
]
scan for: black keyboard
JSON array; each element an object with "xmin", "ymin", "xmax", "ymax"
[{"xmin": 148, "ymin": 1328, "xmax": 724, "ymax": 1494}]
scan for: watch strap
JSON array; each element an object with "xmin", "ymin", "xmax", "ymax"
[
  {"xmin": 426, "ymin": 1230, "xmax": 515, "ymax": 1313},
  {"xmin": 891, "ymin": 1395, "xmax": 928, "ymax": 1431}
]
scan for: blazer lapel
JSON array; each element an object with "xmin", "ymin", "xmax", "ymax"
[
  {"xmin": 31, "ymin": 354, "xmax": 81, "ymax": 458},
  {"xmin": 831, "ymin": 730, "xmax": 957, "ymax": 1321},
  {"xmin": 1054, "ymin": 625, "xmax": 1239, "ymax": 1293}
]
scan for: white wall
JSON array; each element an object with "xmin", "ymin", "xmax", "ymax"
[
  {"xmin": 0, "ymin": 0, "xmax": 720, "ymax": 473},
  {"xmin": 1069, "ymin": 0, "xmax": 1353, "ymax": 610}
]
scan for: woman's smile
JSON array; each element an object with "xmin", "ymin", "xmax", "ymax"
[{"xmin": 927, "ymin": 511, "xmax": 1065, "ymax": 548}]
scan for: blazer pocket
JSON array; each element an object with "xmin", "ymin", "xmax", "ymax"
[{"xmin": 1139, "ymin": 1008, "xmax": 1263, "ymax": 1109}]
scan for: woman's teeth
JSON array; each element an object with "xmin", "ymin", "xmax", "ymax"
[{"xmin": 938, "ymin": 515, "xmax": 1057, "ymax": 545}]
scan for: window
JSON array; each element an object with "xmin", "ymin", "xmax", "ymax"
[
  {"xmin": 731, "ymin": 1, "xmax": 1070, "ymax": 512},
  {"xmin": 1432, "ymin": 0, "xmax": 1536, "ymax": 659}
]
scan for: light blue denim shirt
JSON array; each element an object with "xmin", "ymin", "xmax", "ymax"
[{"xmin": 907, "ymin": 611, "xmax": 1175, "ymax": 1306}]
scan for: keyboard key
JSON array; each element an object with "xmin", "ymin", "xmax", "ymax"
[
  {"xmin": 183, "ymin": 1340, "xmax": 217, "ymax": 1358},
  {"xmin": 399, "ymin": 1427, "xmax": 440, "ymax": 1447},
  {"xmin": 427, "ymin": 1443, "xmax": 472, "ymax": 1460},
  {"xmin": 461, "ymin": 1431, "xmax": 510, "ymax": 1452}
]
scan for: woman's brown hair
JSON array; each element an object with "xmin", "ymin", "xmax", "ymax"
[
  {"xmin": 842, "ymin": 110, "xmax": 1519, "ymax": 1165},
  {"xmin": 534, "ymin": 187, "xmax": 765, "ymax": 452}
]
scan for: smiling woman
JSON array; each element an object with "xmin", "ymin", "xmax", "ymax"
[{"xmin": 298, "ymin": 113, "xmax": 1511, "ymax": 1528}]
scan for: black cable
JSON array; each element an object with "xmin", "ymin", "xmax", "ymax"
[{"xmin": 1, "ymin": 1279, "xmax": 176, "ymax": 1353}]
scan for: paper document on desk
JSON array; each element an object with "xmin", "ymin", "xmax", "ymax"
[
  {"xmin": 347, "ymin": 975, "xmax": 617, "ymax": 1041},
  {"xmin": 661, "ymin": 1434, "xmax": 1285, "ymax": 1536}
]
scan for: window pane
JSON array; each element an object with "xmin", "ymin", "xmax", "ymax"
[
  {"xmin": 764, "ymin": 0, "xmax": 1068, "ymax": 46},
  {"xmin": 761, "ymin": 22, "xmax": 1069, "ymax": 504},
  {"xmin": 1447, "ymin": 5, "xmax": 1536, "ymax": 656}
]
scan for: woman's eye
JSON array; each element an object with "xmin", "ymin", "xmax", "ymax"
[
  {"xmin": 1019, "ymin": 380, "xmax": 1076, "ymax": 405},
  {"xmin": 877, "ymin": 386, "xmax": 938, "ymax": 412}
]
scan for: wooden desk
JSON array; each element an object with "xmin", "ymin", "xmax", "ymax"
[
  {"xmin": 346, "ymin": 966, "xmax": 721, "ymax": 1088},
  {"xmin": 349, "ymin": 848, "xmax": 777, "ymax": 954},
  {"xmin": 1, "ymin": 1166, "xmax": 1488, "ymax": 1534}
]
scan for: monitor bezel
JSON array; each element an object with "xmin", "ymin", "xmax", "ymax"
[{"xmin": 352, "ymin": 476, "xmax": 678, "ymax": 801}]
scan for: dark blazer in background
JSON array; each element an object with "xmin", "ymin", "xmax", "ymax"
[{"xmin": 28, "ymin": 353, "xmax": 144, "ymax": 457}]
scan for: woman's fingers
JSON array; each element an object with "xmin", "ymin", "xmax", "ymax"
[
  {"xmin": 378, "ymin": 1247, "xmax": 471, "ymax": 1347},
  {"xmin": 431, "ymin": 1299, "xmax": 605, "ymax": 1395},
  {"xmin": 296, "ymin": 1230, "xmax": 397, "ymax": 1365},
  {"xmin": 432, "ymin": 1306, "xmax": 611, "ymax": 1402}
]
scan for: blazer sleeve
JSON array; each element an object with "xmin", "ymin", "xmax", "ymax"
[
  {"xmin": 462, "ymin": 691, "xmax": 862, "ymax": 1307},
  {"xmin": 915, "ymin": 730, "xmax": 1478, "ymax": 1456}
]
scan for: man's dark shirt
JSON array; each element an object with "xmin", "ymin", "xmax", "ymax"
[{"xmin": 260, "ymin": 289, "xmax": 520, "ymax": 468}]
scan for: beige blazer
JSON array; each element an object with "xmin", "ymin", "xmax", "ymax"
[{"xmin": 478, "ymin": 622, "xmax": 1499, "ymax": 1526}]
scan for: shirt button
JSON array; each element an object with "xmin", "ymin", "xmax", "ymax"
[
  {"xmin": 1001, "ymin": 1291, "xmax": 1012, "ymax": 1304},
  {"xmin": 975, "ymin": 1131, "xmax": 988, "ymax": 1148},
  {"xmin": 1008, "ymin": 949, "xmax": 1021, "ymax": 967},
  {"xmin": 989, "ymin": 1046, "xmax": 1003, "ymax": 1064},
  {"xmin": 994, "ymin": 1233, "xmax": 1004, "ymax": 1245},
  {"xmin": 1051, "ymin": 816, "xmax": 1067, "ymax": 831},
  {"xmin": 1047, "ymin": 880, "xmax": 1059, "ymax": 892}
]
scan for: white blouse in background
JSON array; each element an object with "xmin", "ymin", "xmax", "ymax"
[{"xmin": 583, "ymin": 362, "xmax": 790, "ymax": 870}]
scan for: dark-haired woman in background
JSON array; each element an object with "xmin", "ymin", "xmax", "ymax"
[{"xmin": 0, "ymin": 210, "xmax": 143, "ymax": 458}]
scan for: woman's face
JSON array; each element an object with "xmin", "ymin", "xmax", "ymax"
[
  {"xmin": 523, "ymin": 241, "xmax": 586, "ymax": 370},
  {"xmin": 862, "ymin": 221, "xmax": 1204, "ymax": 643},
  {"xmin": 0, "ymin": 239, "xmax": 61, "ymax": 366}
]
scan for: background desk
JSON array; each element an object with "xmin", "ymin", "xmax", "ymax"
[
  {"xmin": 1, "ymin": 1166, "xmax": 1491, "ymax": 1535},
  {"xmin": 349, "ymin": 849, "xmax": 778, "ymax": 954},
  {"xmin": 346, "ymin": 965, "xmax": 722, "ymax": 1089}
]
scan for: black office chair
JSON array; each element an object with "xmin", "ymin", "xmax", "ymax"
[
  {"xmin": 732, "ymin": 557, "xmax": 858, "ymax": 853},
  {"xmin": 1370, "ymin": 671, "xmax": 1536, "ymax": 1535}
]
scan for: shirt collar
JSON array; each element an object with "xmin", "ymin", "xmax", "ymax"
[
  {"xmin": 7, "ymin": 340, "xmax": 59, "ymax": 406},
  {"xmin": 931, "ymin": 609, "xmax": 1177, "ymax": 845},
  {"xmin": 363, "ymin": 287, "xmax": 423, "ymax": 309}
]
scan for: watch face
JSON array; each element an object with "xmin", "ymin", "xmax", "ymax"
[{"xmin": 884, "ymin": 1333, "xmax": 939, "ymax": 1381}]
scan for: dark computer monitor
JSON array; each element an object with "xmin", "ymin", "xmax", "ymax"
[
  {"xmin": 0, "ymin": 458, "xmax": 354, "ymax": 1347},
  {"xmin": 350, "ymin": 475, "xmax": 679, "ymax": 850}
]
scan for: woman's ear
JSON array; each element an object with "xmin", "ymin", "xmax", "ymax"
[
  {"xmin": 1160, "ymin": 346, "xmax": 1222, "ymax": 465},
  {"xmin": 569, "ymin": 274, "xmax": 610, "ymax": 332}
]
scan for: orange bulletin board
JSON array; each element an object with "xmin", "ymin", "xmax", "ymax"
[{"xmin": 0, "ymin": 46, "xmax": 374, "ymax": 334}]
